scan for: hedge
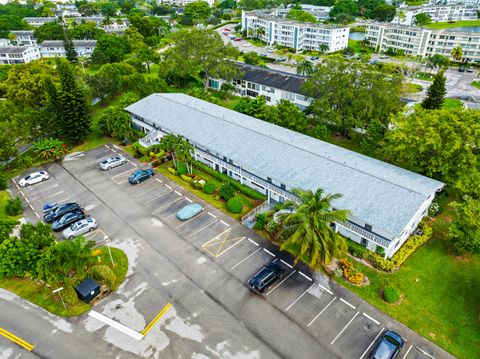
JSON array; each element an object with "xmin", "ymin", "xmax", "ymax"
[
  {"xmin": 365, "ymin": 222, "xmax": 433, "ymax": 272},
  {"xmin": 219, "ymin": 183, "xmax": 235, "ymax": 201},
  {"xmin": 181, "ymin": 174, "xmax": 193, "ymax": 182},
  {"xmin": 203, "ymin": 182, "xmax": 215, "ymax": 194},
  {"xmin": 346, "ymin": 240, "xmax": 368, "ymax": 259},
  {"xmin": 227, "ymin": 197, "xmax": 243, "ymax": 214},
  {"xmin": 6, "ymin": 197, "xmax": 23, "ymax": 216},
  {"xmin": 383, "ymin": 286, "xmax": 400, "ymax": 303},
  {"xmin": 88, "ymin": 264, "xmax": 116, "ymax": 290},
  {"xmin": 193, "ymin": 161, "xmax": 266, "ymax": 200}
]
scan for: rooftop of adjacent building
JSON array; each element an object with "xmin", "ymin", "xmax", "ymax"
[
  {"xmin": 39, "ymin": 40, "xmax": 97, "ymax": 47},
  {"xmin": 0, "ymin": 46, "xmax": 35, "ymax": 54},
  {"xmin": 243, "ymin": 10, "xmax": 349, "ymax": 29}
]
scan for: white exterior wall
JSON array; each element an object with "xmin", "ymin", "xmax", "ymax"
[
  {"xmin": 274, "ymin": 5, "xmax": 331, "ymax": 21},
  {"xmin": 159, "ymin": 0, "xmax": 214, "ymax": 7},
  {"xmin": 0, "ymin": 46, "xmax": 41, "ymax": 64},
  {"xmin": 11, "ymin": 32, "xmax": 37, "ymax": 46},
  {"xmin": 393, "ymin": 5, "xmax": 479, "ymax": 25},
  {"xmin": 40, "ymin": 44, "xmax": 96, "ymax": 57}
]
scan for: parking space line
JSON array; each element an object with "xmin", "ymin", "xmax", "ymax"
[
  {"xmin": 285, "ymin": 283, "xmax": 315, "ymax": 311},
  {"xmin": 34, "ymin": 212, "xmax": 40, "ymax": 219},
  {"xmin": 144, "ymin": 190, "xmax": 173, "ymax": 204},
  {"xmin": 176, "ymin": 211, "xmax": 207, "ymax": 228},
  {"xmin": 401, "ymin": 345, "xmax": 413, "ymax": 359},
  {"xmin": 155, "ymin": 178, "xmax": 163, "ymax": 184},
  {"xmin": 88, "ymin": 311, "xmax": 143, "ymax": 340},
  {"xmin": 207, "ymin": 212, "xmax": 216, "ymax": 218},
  {"xmin": 165, "ymin": 184, "xmax": 172, "ymax": 189},
  {"xmin": 263, "ymin": 248, "xmax": 275, "ymax": 257},
  {"xmin": 219, "ymin": 219, "xmax": 229, "ymax": 227},
  {"xmin": 132, "ymin": 186, "xmax": 157, "ymax": 197},
  {"xmin": 152, "ymin": 197, "xmax": 183, "ymax": 213},
  {"xmin": 247, "ymin": 238, "xmax": 259, "ymax": 246},
  {"xmin": 185, "ymin": 197, "xmax": 192, "ymax": 203},
  {"xmin": 266, "ymin": 270, "xmax": 296, "ymax": 296},
  {"xmin": 298, "ymin": 271, "xmax": 312, "ymax": 281},
  {"xmin": 359, "ymin": 327, "xmax": 385, "ymax": 359},
  {"xmin": 308, "ymin": 296, "xmax": 337, "ymax": 327},
  {"xmin": 141, "ymin": 303, "xmax": 173, "ymax": 336},
  {"xmin": 188, "ymin": 219, "xmax": 218, "ymax": 238},
  {"xmin": 330, "ymin": 311, "xmax": 360, "ymax": 345},
  {"xmin": 30, "ymin": 190, "xmax": 64, "ymax": 202},
  {"xmin": 28, "ymin": 204, "xmax": 35, "ymax": 211},
  {"xmin": 25, "ymin": 183, "xmax": 59, "ymax": 195},
  {"xmin": 280, "ymin": 259, "xmax": 293, "ymax": 268},
  {"xmin": 174, "ymin": 190, "xmax": 182, "ymax": 196},
  {"xmin": 24, "ymin": 197, "xmax": 29, "ymax": 204},
  {"xmin": 340, "ymin": 298, "xmax": 356, "ymax": 310},
  {"xmin": 104, "ymin": 144, "xmax": 110, "ymax": 149},
  {"xmin": 362, "ymin": 312, "xmax": 380, "ymax": 325},
  {"xmin": 231, "ymin": 248, "xmax": 261, "ymax": 269},
  {"xmin": 317, "ymin": 283, "xmax": 333, "ymax": 295}
]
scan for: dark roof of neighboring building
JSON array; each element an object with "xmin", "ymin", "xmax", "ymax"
[
  {"xmin": 11, "ymin": 30, "xmax": 35, "ymax": 36},
  {"xmin": 235, "ymin": 62, "xmax": 306, "ymax": 94},
  {"xmin": 0, "ymin": 46, "xmax": 31, "ymax": 54}
]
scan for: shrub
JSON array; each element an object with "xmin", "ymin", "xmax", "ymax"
[
  {"xmin": 6, "ymin": 197, "xmax": 23, "ymax": 216},
  {"xmin": 61, "ymin": 285, "xmax": 80, "ymax": 305},
  {"xmin": 219, "ymin": 183, "xmax": 235, "ymax": 201},
  {"xmin": 0, "ymin": 172, "xmax": 7, "ymax": 190},
  {"xmin": 254, "ymin": 212, "xmax": 267, "ymax": 229},
  {"xmin": 89, "ymin": 264, "xmax": 117, "ymax": 289},
  {"xmin": 140, "ymin": 155, "xmax": 151, "ymax": 163},
  {"xmin": 177, "ymin": 163, "xmax": 188, "ymax": 176},
  {"xmin": 168, "ymin": 167, "xmax": 177, "ymax": 175},
  {"xmin": 181, "ymin": 174, "xmax": 193, "ymax": 182},
  {"xmin": 155, "ymin": 150, "xmax": 165, "ymax": 159},
  {"xmin": 227, "ymin": 197, "xmax": 243, "ymax": 214},
  {"xmin": 203, "ymin": 182, "xmax": 215, "ymax": 194},
  {"xmin": 346, "ymin": 240, "xmax": 368, "ymax": 258},
  {"xmin": 339, "ymin": 258, "xmax": 364, "ymax": 285},
  {"xmin": 151, "ymin": 160, "xmax": 161, "ymax": 167},
  {"xmin": 193, "ymin": 179, "xmax": 205, "ymax": 190},
  {"xmin": 383, "ymin": 286, "xmax": 400, "ymax": 304}
]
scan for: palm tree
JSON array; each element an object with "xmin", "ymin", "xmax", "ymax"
[
  {"xmin": 451, "ymin": 46, "xmax": 463, "ymax": 62},
  {"xmin": 256, "ymin": 27, "xmax": 265, "ymax": 40},
  {"xmin": 361, "ymin": 38, "xmax": 370, "ymax": 48},
  {"xmin": 296, "ymin": 60, "xmax": 314, "ymax": 76},
  {"xmin": 160, "ymin": 133, "xmax": 180, "ymax": 168},
  {"xmin": 278, "ymin": 188, "xmax": 350, "ymax": 270},
  {"xmin": 247, "ymin": 28, "xmax": 254, "ymax": 38},
  {"xmin": 176, "ymin": 137, "xmax": 194, "ymax": 174},
  {"xmin": 319, "ymin": 43, "xmax": 329, "ymax": 54}
]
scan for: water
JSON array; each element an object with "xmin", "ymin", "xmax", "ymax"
[
  {"xmin": 349, "ymin": 32, "xmax": 365, "ymax": 40},
  {"xmin": 446, "ymin": 26, "xmax": 480, "ymax": 33}
]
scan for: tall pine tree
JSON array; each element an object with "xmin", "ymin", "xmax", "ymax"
[
  {"xmin": 421, "ymin": 70, "xmax": 446, "ymax": 110},
  {"xmin": 56, "ymin": 59, "xmax": 90, "ymax": 144},
  {"xmin": 63, "ymin": 36, "xmax": 78, "ymax": 63}
]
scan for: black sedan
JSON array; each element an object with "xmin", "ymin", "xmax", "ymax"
[
  {"xmin": 369, "ymin": 330, "xmax": 404, "ymax": 359},
  {"xmin": 128, "ymin": 169, "xmax": 154, "ymax": 184},
  {"xmin": 248, "ymin": 259, "xmax": 284, "ymax": 294},
  {"xmin": 44, "ymin": 203, "xmax": 83, "ymax": 223},
  {"xmin": 52, "ymin": 210, "xmax": 86, "ymax": 232}
]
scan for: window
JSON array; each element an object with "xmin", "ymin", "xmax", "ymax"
[
  {"xmin": 208, "ymin": 79, "xmax": 219, "ymax": 89},
  {"xmin": 365, "ymin": 224, "xmax": 372, "ymax": 231},
  {"xmin": 361, "ymin": 238, "xmax": 368, "ymax": 246}
]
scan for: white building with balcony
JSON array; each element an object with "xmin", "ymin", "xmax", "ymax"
[
  {"xmin": 208, "ymin": 62, "xmax": 311, "ymax": 109},
  {"xmin": 0, "ymin": 46, "xmax": 41, "ymax": 64},
  {"xmin": 366, "ymin": 22, "xmax": 480, "ymax": 62},
  {"xmin": 24, "ymin": 17, "xmax": 57, "ymax": 27},
  {"xmin": 39, "ymin": 40, "xmax": 96, "ymax": 57},
  {"xmin": 10, "ymin": 31, "xmax": 36, "ymax": 46},
  {"xmin": 274, "ymin": 4, "xmax": 332, "ymax": 21},
  {"xmin": 393, "ymin": 4, "xmax": 479, "ymax": 25},
  {"xmin": 125, "ymin": 93, "xmax": 444, "ymax": 259},
  {"xmin": 158, "ymin": 0, "xmax": 215, "ymax": 7},
  {"xmin": 242, "ymin": 11, "xmax": 349, "ymax": 53}
]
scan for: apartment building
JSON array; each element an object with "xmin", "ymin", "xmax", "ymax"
[
  {"xmin": 366, "ymin": 22, "xmax": 480, "ymax": 62},
  {"xmin": 242, "ymin": 11, "xmax": 349, "ymax": 53},
  {"xmin": 39, "ymin": 40, "xmax": 96, "ymax": 57},
  {"xmin": 0, "ymin": 46, "xmax": 41, "ymax": 64},
  {"xmin": 393, "ymin": 4, "xmax": 479, "ymax": 25},
  {"xmin": 24, "ymin": 17, "xmax": 57, "ymax": 27},
  {"xmin": 10, "ymin": 31, "xmax": 36, "ymax": 46},
  {"xmin": 23, "ymin": 16, "xmax": 129, "ymax": 30},
  {"xmin": 208, "ymin": 62, "xmax": 311, "ymax": 109},
  {"xmin": 158, "ymin": 0, "xmax": 215, "ymax": 7},
  {"xmin": 431, "ymin": 0, "xmax": 480, "ymax": 5},
  {"xmin": 274, "ymin": 4, "xmax": 332, "ymax": 21},
  {"xmin": 125, "ymin": 93, "xmax": 444, "ymax": 259}
]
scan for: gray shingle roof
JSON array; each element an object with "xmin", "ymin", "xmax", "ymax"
[
  {"xmin": 125, "ymin": 93, "xmax": 444, "ymax": 238},
  {"xmin": 40, "ymin": 40, "xmax": 96, "ymax": 47},
  {"xmin": 235, "ymin": 63, "xmax": 306, "ymax": 94},
  {"xmin": 0, "ymin": 46, "xmax": 30, "ymax": 54},
  {"xmin": 11, "ymin": 30, "xmax": 35, "ymax": 36}
]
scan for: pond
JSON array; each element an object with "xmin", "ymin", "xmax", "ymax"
[
  {"xmin": 446, "ymin": 26, "xmax": 480, "ymax": 33},
  {"xmin": 349, "ymin": 32, "xmax": 365, "ymax": 40}
]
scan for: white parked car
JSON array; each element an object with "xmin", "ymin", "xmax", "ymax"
[
  {"xmin": 243, "ymin": 43, "xmax": 251, "ymax": 47},
  {"xmin": 100, "ymin": 155, "xmax": 127, "ymax": 170},
  {"xmin": 19, "ymin": 171, "xmax": 49, "ymax": 187},
  {"xmin": 62, "ymin": 218, "xmax": 97, "ymax": 239}
]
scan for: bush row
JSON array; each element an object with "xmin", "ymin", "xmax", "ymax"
[{"xmin": 193, "ymin": 161, "xmax": 266, "ymax": 201}]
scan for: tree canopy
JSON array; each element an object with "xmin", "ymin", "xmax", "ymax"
[{"xmin": 91, "ymin": 33, "xmax": 132, "ymax": 64}]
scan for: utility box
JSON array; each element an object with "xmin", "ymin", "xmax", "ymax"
[{"xmin": 75, "ymin": 278, "xmax": 100, "ymax": 303}]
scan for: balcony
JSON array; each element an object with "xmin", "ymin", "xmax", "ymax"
[
  {"xmin": 139, "ymin": 129, "xmax": 161, "ymax": 148},
  {"xmin": 337, "ymin": 221, "xmax": 390, "ymax": 248}
]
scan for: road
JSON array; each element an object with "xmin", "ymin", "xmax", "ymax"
[{"xmin": 1, "ymin": 145, "xmax": 454, "ymax": 359}]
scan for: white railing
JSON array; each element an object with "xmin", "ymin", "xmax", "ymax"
[
  {"xmin": 338, "ymin": 221, "xmax": 390, "ymax": 248},
  {"xmin": 241, "ymin": 200, "xmax": 271, "ymax": 225},
  {"xmin": 139, "ymin": 130, "xmax": 161, "ymax": 148}
]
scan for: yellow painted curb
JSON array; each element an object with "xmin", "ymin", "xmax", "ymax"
[
  {"xmin": 141, "ymin": 303, "xmax": 173, "ymax": 336},
  {"xmin": 0, "ymin": 327, "xmax": 35, "ymax": 351}
]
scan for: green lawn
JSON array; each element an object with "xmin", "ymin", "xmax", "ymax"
[
  {"xmin": 403, "ymin": 83, "xmax": 423, "ymax": 93},
  {"xmin": 334, "ymin": 210, "xmax": 480, "ymax": 359},
  {"xmin": 416, "ymin": 71, "xmax": 435, "ymax": 81},
  {"xmin": 443, "ymin": 98, "xmax": 462, "ymax": 109},
  {"xmin": 426, "ymin": 20, "xmax": 480, "ymax": 29},
  {"xmin": 471, "ymin": 80, "xmax": 480, "ymax": 89},
  {"xmin": 0, "ymin": 248, "xmax": 128, "ymax": 317},
  {"xmin": 0, "ymin": 190, "xmax": 21, "ymax": 221}
]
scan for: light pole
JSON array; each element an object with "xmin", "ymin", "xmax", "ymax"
[
  {"xmin": 53, "ymin": 287, "xmax": 67, "ymax": 311},
  {"xmin": 104, "ymin": 235, "xmax": 114, "ymax": 266}
]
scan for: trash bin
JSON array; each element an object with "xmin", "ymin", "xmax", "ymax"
[{"xmin": 75, "ymin": 278, "xmax": 100, "ymax": 303}]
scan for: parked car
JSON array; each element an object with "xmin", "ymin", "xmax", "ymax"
[
  {"xmin": 224, "ymin": 28, "xmax": 231, "ymax": 31},
  {"xmin": 243, "ymin": 43, "xmax": 251, "ymax": 47},
  {"xmin": 234, "ymin": 37, "xmax": 242, "ymax": 41},
  {"xmin": 43, "ymin": 202, "xmax": 58, "ymax": 213},
  {"xmin": 128, "ymin": 169, "xmax": 154, "ymax": 184},
  {"xmin": 44, "ymin": 203, "xmax": 83, "ymax": 223},
  {"xmin": 379, "ymin": 55, "xmax": 390, "ymax": 59},
  {"xmin": 248, "ymin": 259, "xmax": 284, "ymax": 294},
  {"xmin": 466, "ymin": 67, "xmax": 474, "ymax": 73},
  {"xmin": 369, "ymin": 330, "xmax": 404, "ymax": 359},
  {"xmin": 310, "ymin": 56, "xmax": 319, "ymax": 60},
  {"xmin": 369, "ymin": 60, "xmax": 378, "ymax": 65},
  {"xmin": 19, "ymin": 171, "xmax": 49, "ymax": 187},
  {"xmin": 52, "ymin": 210, "xmax": 86, "ymax": 232},
  {"xmin": 100, "ymin": 155, "xmax": 127, "ymax": 170},
  {"xmin": 62, "ymin": 218, "xmax": 97, "ymax": 239},
  {"xmin": 176, "ymin": 203, "xmax": 204, "ymax": 220},
  {"xmin": 458, "ymin": 66, "xmax": 465, "ymax": 72}
]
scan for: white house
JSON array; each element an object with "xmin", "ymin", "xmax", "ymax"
[
  {"xmin": 366, "ymin": 22, "xmax": 480, "ymax": 62},
  {"xmin": 0, "ymin": 39, "xmax": 11, "ymax": 46},
  {"xmin": 393, "ymin": 4, "xmax": 479, "ymax": 25},
  {"xmin": 125, "ymin": 93, "xmax": 444, "ymax": 259},
  {"xmin": 39, "ymin": 40, "xmax": 96, "ymax": 57},
  {"xmin": 431, "ymin": 0, "xmax": 480, "ymax": 5},
  {"xmin": 0, "ymin": 46, "xmax": 41, "ymax": 64},
  {"xmin": 10, "ymin": 31, "xmax": 36, "ymax": 46},
  {"xmin": 242, "ymin": 11, "xmax": 349, "ymax": 53},
  {"xmin": 274, "ymin": 4, "xmax": 332, "ymax": 21},
  {"xmin": 24, "ymin": 17, "xmax": 57, "ymax": 27},
  {"xmin": 158, "ymin": 0, "xmax": 215, "ymax": 7},
  {"xmin": 208, "ymin": 62, "xmax": 311, "ymax": 109}
]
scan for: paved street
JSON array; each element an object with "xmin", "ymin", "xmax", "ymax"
[{"xmin": 2, "ymin": 145, "xmax": 454, "ymax": 359}]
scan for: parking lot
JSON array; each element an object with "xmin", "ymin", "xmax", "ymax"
[{"xmin": 9, "ymin": 144, "xmax": 453, "ymax": 359}]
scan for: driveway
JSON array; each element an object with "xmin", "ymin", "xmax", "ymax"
[{"xmin": 3, "ymin": 144, "xmax": 454, "ymax": 359}]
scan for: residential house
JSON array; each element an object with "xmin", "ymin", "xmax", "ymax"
[
  {"xmin": 10, "ymin": 31, "xmax": 36, "ymax": 46},
  {"xmin": 158, "ymin": 0, "xmax": 215, "ymax": 7},
  {"xmin": 39, "ymin": 40, "xmax": 96, "ymax": 57},
  {"xmin": 274, "ymin": 4, "xmax": 332, "ymax": 21},
  {"xmin": 0, "ymin": 46, "xmax": 41, "ymax": 64},
  {"xmin": 393, "ymin": 4, "xmax": 479, "ymax": 25}
]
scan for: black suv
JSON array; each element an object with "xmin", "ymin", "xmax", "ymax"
[
  {"xmin": 369, "ymin": 330, "xmax": 404, "ymax": 359},
  {"xmin": 44, "ymin": 203, "xmax": 83, "ymax": 223},
  {"xmin": 51, "ymin": 210, "xmax": 86, "ymax": 232},
  {"xmin": 248, "ymin": 260, "xmax": 284, "ymax": 294}
]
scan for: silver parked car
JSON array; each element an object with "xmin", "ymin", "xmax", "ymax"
[
  {"xmin": 62, "ymin": 218, "xmax": 97, "ymax": 239},
  {"xmin": 100, "ymin": 155, "xmax": 127, "ymax": 170}
]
